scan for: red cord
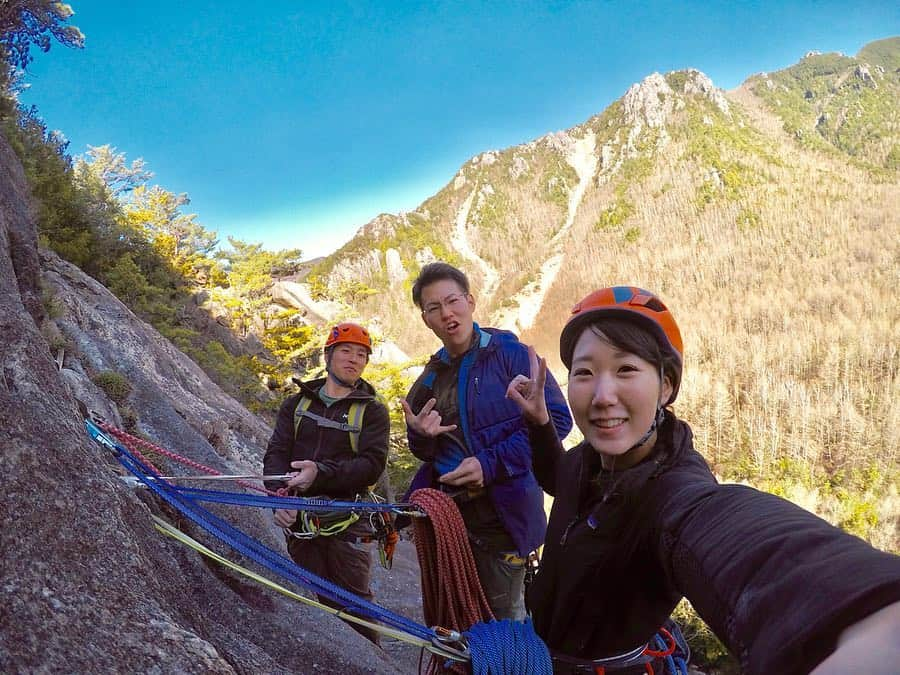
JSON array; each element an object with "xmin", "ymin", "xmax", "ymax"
[
  {"xmin": 643, "ymin": 627, "xmax": 676, "ymax": 657},
  {"xmin": 98, "ymin": 421, "xmax": 276, "ymax": 494}
]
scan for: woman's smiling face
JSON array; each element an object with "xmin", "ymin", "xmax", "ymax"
[{"xmin": 567, "ymin": 326, "xmax": 672, "ymax": 469}]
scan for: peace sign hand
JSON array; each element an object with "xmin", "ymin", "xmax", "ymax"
[
  {"xmin": 401, "ymin": 397, "xmax": 458, "ymax": 437},
  {"xmin": 506, "ymin": 345, "xmax": 550, "ymax": 426}
]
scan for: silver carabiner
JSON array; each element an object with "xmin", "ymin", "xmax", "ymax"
[{"xmin": 429, "ymin": 626, "xmax": 470, "ymax": 663}]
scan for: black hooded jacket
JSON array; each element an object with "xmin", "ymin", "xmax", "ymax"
[
  {"xmin": 527, "ymin": 412, "xmax": 900, "ymax": 675},
  {"xmin": 263, "ymin": 377, "xmax": 389, "ymax": 499}
]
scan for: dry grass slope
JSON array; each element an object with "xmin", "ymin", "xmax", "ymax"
[
  {"xmin": 313, "ymin": 46, "xmax": 899, "ymax": 552},
  {"xmin": 529, "ymin": 84, "xmax": 898, "ymax": 552}
]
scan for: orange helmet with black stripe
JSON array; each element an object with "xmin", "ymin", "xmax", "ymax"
[
  {"xmin": 324, "ymin": 322, "xmax": 372, "ymax": 354},
  {"xmin": 560, "ymin": 286, "xmax": 683, "ymax": 402}
]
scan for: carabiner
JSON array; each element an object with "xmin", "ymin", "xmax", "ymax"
[{"xmin": 429, "ymin": 626, "xmax": 470, "ymax": 663}]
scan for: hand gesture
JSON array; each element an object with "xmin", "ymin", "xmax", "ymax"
[
  {"xmin": 401, "ymin": 397, "xmax": 458, "ymax": 437},
  {"xmin": 439, "ymin": 456, "xmax": 484, "ymax": 488},
  {"xmin": 506, "ymin": 345, "xmax": 550, "ymax": 426}
]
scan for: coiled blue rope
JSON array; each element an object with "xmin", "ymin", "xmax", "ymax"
[{"xmin": 465, "ymin": 619, "xmax": 552, "ymax": 674}]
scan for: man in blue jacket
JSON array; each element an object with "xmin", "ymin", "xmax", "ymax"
[{"xmin": 401, "ymin": 262, "xmax": 572, "ymax": 620}]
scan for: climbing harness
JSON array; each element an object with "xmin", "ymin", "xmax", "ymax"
[
  {"xmin": 548, "ymin": 624, "xmax": 690, "ymax": 674},
  {"xmin": 290, "ymin": 506, "xmax": 361, "ymax": 539},
  {"xmin": 288, "ymin": 394, "xmax": 392, "ymax": 546}
]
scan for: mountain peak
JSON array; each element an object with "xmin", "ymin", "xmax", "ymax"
[
  {"xmin": 622, "ymin": 72, "xmax": 674, "ymax": 129},
  {"xmin": 622, "ymin": 70, "xmax": 730, "ymax": 132}
]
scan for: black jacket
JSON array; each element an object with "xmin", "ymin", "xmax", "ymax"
[
  {"xmin": 263, "ymin": 377, "xmax": 389, "ymax": 499},
  {"xmin": 527, "ymin": 412, "xmax": 900, "ymax": 675}
]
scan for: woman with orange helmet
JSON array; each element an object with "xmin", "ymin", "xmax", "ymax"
[{"xmin": 507, "ymin": 286, "xmax": 900, "ymax": 675}]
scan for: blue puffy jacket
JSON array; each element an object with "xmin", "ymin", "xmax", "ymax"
[{"xmin": 405, "ymin": 325, "xmax": 572, "ymax": 556}]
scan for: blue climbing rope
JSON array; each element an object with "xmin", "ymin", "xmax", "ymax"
[
  {"xmin": 465, "ymin": 619, "xmax": 552, "ymax": 675},
  {"xmin": 87, "ymin": 419, "xmax": 433, "ymax": 640},
  {"xmin": 652, "ymin": 628, "xmax": 690, "ymax": 675},
  {"xmin": 169, "ymin": 484, "xmax": 421, "ymax": 516}
]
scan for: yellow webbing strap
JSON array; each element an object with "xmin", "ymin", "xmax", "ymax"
[
  {"xmin": 150, "ymin": 515, "xmax": 430, "ymax": 648},
  {"xmin": 347, "ymin": 400, "xmax": 365, "ymax": 454}
]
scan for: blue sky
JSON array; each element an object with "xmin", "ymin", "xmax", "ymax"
[{"xmin": 20, "ymin": 1, "xmax": 899, "ymax": 259}]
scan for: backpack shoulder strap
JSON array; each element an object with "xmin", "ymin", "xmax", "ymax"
[
  {"xmin": 346, "ymin": 400, "xmax": 368, "ymax": 454},
  {"xmin": 293, "ymin": 395, "xmax": 314, "ymax": 437},
  {"xmin": 294, "ymin": 395, "xmax": 369, "ymax": 454}
]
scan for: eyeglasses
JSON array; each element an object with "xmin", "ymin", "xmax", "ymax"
[{"xmin": 422, "ymin": 293, "xmax": 468, "ymax": 317}]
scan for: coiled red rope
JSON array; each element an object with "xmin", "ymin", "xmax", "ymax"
[{"xmin": 410, "ymin": 488, "xmax": 494, "ymax": 674}]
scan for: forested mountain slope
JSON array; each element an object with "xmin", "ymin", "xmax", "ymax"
[{"xmin": 310, "ymin": 41, "xmax": 900, "ymax": 551}]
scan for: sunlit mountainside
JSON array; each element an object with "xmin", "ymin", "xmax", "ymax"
[{"xmin": 304, "ymin": 38, "xmax": 899, "ymax": 551}]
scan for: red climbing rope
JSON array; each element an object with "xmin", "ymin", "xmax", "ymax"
[
  {"xmin": 97, "ymin": 420, "xmax": 277, "ymax": 495},
  {"xmin": 410, "ymin": 488, "xmax": 494, "ymax": 674}
]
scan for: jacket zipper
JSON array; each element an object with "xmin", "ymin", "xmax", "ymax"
[
  {"xmin": 561, "ymin": 446, "xmax": 589, "ymax": 546},
  {"xmin": 560, "ymin": 517, "xmax": 578, "ymax": 546}
]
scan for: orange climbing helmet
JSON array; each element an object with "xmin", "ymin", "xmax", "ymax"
[
  {"xmin": 324, "ymin": 322, "xmax": 373, "ymax": 354},
  {"xmin": 560, "ymin": 286, "xmax": 684, "ymax": 400}
]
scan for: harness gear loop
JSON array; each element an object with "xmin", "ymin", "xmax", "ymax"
[
  {"xmin": 287, "ymin": 507, "xmax": 360, "ymax": 538},
  {"xmin": 366, "ymin": 490, "xmax": 399, "ymax": 569}
]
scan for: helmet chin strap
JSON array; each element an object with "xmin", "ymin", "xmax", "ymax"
[
  {"xmin": 625, "ymin": 406, "xmax": 665, "ymax": 454},
  {"xmin": 624, "ymin": 365, "xmax": 667, "ymax": 454}
]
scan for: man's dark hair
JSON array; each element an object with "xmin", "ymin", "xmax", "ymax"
[{"xmin": 411, "ymin": 262, "xmax": 470, "ymax": 308}]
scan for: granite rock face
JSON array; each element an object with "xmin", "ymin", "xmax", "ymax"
[{"xmin": 0, "ymin": 131, "xmax": 412, "ymax": 674}]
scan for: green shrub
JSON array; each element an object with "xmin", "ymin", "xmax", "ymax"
[
  {"xmin": 623, "ymin": 227, "xmax": 641, "ymax": 243},
  {"xmin": 737, "ymin": 208, "xmax": 762, "ymax": 231},
  {"xmin": 886, "ymin": 145, "xmax": 900, "ymax": 171},
  {"xmin": 41, "ymin": 285, "xmax": 64, "ymax": 319},
  {"xmin": 93, "ymin": 371, "xmax": 132, "ymax": 403},
  {"xmin": 119, "ymin": 406, "xmax": 139, "ymax": 432},
  {"xmin": 596, "ymin": 201, "xmax": 634, "ymax": 230}
]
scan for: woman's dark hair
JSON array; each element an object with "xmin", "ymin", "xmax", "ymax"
[
  {"xmin": 582, "ymin": 316, "xmax": 681, "ymax": 405},
  {"xmin": 411, "ymin": 262, "xmax": 470, "ymax": 308}
]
